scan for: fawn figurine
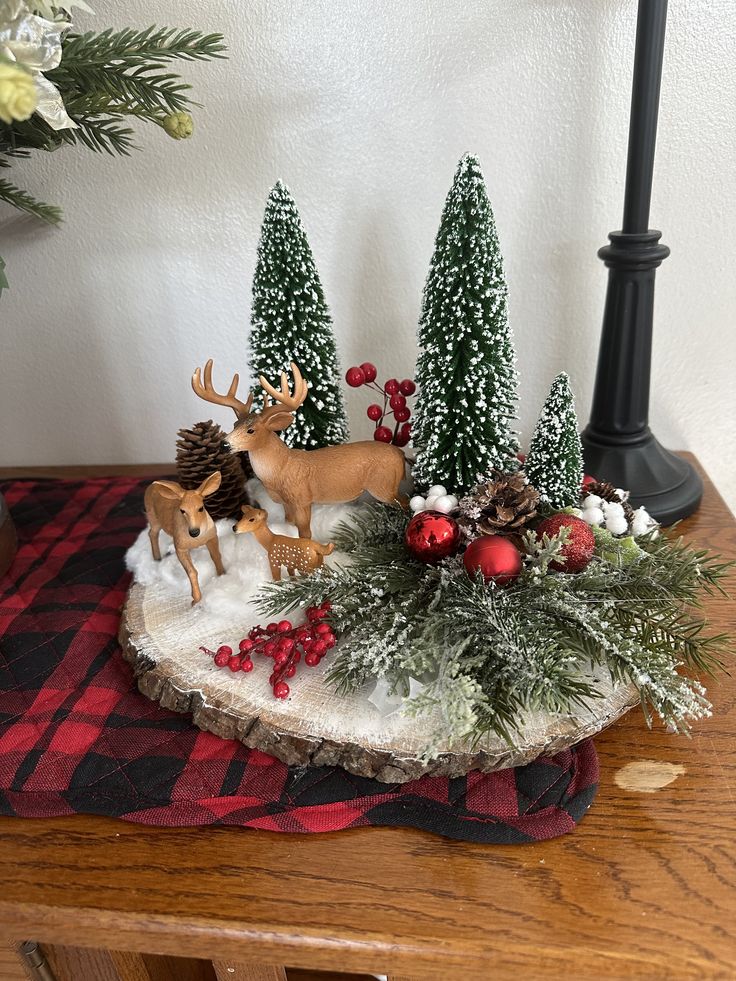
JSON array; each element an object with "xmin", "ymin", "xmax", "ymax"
[
  {"xmin": 234, "ymin": 505, "xmax": 334, "ymax": 581},
  {"xmin": 193, "ymin": 360, "xmax": 408, "ymax": 539},
  {"xmin": 144, "ymin": 471, "xmax": 225, "ymax": 605}
]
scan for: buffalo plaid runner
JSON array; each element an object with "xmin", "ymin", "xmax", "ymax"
[{"xmin": 0, "ymin": 476, "xmax": 599, "ymax": 843}]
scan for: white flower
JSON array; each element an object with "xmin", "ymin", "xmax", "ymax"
[{"xmin": 0, "ymin": 0, "xmax": 78, "ymax": 130}]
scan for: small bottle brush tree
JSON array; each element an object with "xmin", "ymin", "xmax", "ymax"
[
  {"xmin": 525, "ymin": 372, "xmax": 583, "ymax": 509},
  {"xmin": 413, "ymin": 154, "xmax": 519, "ymax": 495},
  {"xmin": 248, "ymin": 182, "xmax": 349, "ymax": 449}
]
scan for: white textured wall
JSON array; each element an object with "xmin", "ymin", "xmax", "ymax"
[{"xmin": 2, "ymin": 0, "xmax": 734, "ymax": 511}]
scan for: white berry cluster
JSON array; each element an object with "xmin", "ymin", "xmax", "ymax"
[
  {"xmin": 579, "ymin": 492, "xmax": 658, "ymax": 538},
  {"xmin": 410, "ymin": 484, "xmax": 459, "ymax": 515}
]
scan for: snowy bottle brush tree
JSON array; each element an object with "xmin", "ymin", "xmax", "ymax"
[
  {"xmin": 525, "ymin": 372, "xmax": 583, "ymax": 509},
  {"xmin": 248, "ymin": 182, "xmax": 349, "ymax": 449},
  {"xmin": 413, "ymin": 154, "xmax": 519, "ymax": 495}
]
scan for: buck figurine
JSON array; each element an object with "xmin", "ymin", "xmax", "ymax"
[
  {"xmin": 234, "ymin": 505, "xmax": 334, "ymax": 580},
  {"xmin": 192, "ymin": 360, "xmax": 408, "ymax": 539},
  {"xmin": 144, "ymin": 471, "xmax": 225, "ymax": 605}
]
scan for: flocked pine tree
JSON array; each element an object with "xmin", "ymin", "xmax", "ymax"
[
  {"xmin": 525, "ymin": 372, "xmax": 583, "ymax": 509},
  {"xmin": 413, "ymin": 154, "xmax": 519, "ymax": 494},
  {"xmin": 249, "ymin": 181, "xmax": 349, "ymax": 449}
]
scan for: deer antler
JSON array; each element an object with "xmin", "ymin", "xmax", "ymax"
[
  {"xmin": 192, "ymin": 360, "xmax": 253, "ymax": 418},
  {"xmin": 259, "ymin": 362, "xmax": 308, "ymax": 412}
]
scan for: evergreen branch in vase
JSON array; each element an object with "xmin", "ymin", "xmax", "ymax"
[
  {"xmin": 0, "ymin": 179, "xmax": 61, "ymax": 224},
  {"xmin": 58, "ymin": 27, "xmax": 227, "ymax": 69}
]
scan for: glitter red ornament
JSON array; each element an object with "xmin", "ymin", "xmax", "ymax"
[
  {"xmin": 463, "ymin": 535, "xmax": 522, "ymax": 586},
  {"xmin": 405, "ymin": 511, "xmax": 461, "ymax": 562},
  {"xmin": 536, "ymin": 513, "xmax": 595, "ymax": 573}
]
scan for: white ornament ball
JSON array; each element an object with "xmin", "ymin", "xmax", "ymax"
[
  {"xmin": 409, "ymin": 495, "xmax": 426, "ymax": 513},
  {"xmin": 582, "ymin": 507, "xmax": 604, "ymax": 526},
  {"xmin": 427, "ymin": 485, "xmax": 447, "ymax": 499},
  {"xmin": 603, "ymin": 501, "xmax": 625, "ymax": 519},
  {"xmin": 583, "ymin": 494, "xmax": 603, "ymax": 509},
  {"xmin": 424, "ymin": 495, "xmax": 439, "ymax": 510},
  {"xmin": 433, "ymin": 494, "xmax": 458, "ymax": 514}
]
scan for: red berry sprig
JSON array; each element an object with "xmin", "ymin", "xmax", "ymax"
[
  {"xmin": 344, "ymin": 362, "xmax": 415, "ymax": 447},
  {"xmin": 199, "ymin": 602, "xmax": 336, "ymax": 700}
]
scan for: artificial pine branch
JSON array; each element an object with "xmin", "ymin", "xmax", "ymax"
[
  {"xmin": 57, "ymin": 27, "xmax": 227, "ymax": 69},
  {"xmin": 0, "ymin": 179, "xmax": 61, "ymax": 224},
  {"xmin": 257, "ymin": 498, "xmax": 733, "ymax": 750}
]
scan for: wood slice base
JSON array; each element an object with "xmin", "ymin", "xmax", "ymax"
[{"xmin": 119, "ymin": 580, "xmax": 639, "ymax": 783}]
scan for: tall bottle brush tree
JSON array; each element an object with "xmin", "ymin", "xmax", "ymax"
[
  {"xmin": 526, "ymin": 372, "xmax": 583, "ymax": 509},
  {"xmin": 413, "ymin": 154, "xmax": 519, "ymax": 495},
  {"xmin": 248, "ymin": 182, "xmax": 349, "ymax": 450}
]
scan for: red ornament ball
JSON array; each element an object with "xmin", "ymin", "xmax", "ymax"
[
  {"xmin": 463, "ymin": 536, "xmax": 522, "ymax": 586},
  {"xmin": 360, "ymin": 361, "xmax": 377, "ymax": 383},
  {"xmin": 367, "ymin": 403, "xmax": 383, "ymax": 421},
  {"xmin": 536, "ymin": 514, "xmax": 595, "ymax": 573},
  {"xmin": 582, "ymin": 473, "xmax": 598, "ymax": 490},
  {"xmin": 405, "ymin": 511, "xmax": 461, "ymax": 563},
  {"xmin": 374, "ymin": 426, "xmax": 393, "ymax": 443},
  {"xmin": 345, "ymin": 366, "xmax": 366, "ymax": 387}
]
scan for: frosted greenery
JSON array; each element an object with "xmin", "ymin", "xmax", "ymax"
[
  {"xmin": 259, "ymin": 503, "xmax": 731, "ymax": 754},
  {"xmin": 525, "ymin": 372, "xmax": 583, "ymax": 509},
  {"xmin": 249, "ymin": 182, "xmax": 348, "ymax": 449},
  {"xmin": 413, "ymin": 154, "xmax": 519, "ymax": 495}
]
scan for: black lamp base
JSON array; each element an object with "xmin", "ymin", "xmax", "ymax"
[{"xmin": 581, "ymin": 427, "xmax": 702, "ymax": 525}]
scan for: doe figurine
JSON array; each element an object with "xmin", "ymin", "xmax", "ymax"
[{"xmin": 144, "ymin": 471, "xmax": 225, "ymax": 605}]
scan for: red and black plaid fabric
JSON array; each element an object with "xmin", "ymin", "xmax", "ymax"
[{"xmin": 0, "ymin": 476, "xmax": 599, "ymax": 843}]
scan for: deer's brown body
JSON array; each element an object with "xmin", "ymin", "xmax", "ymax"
[
  {"xmin": 144, "ymin": 472, "xmax": 225, "ymax": 605},
  {"xmin": 192, "ymin": 361, "xmax": 408, "ymax": 539},
  {"xmin": 234, "ymin": 505, "xmax": 334, "ymax": 581}
]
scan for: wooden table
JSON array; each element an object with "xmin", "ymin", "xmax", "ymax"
[{"xmin": 0, "ymin": 458, "xmax": 734, "ymax": 981}]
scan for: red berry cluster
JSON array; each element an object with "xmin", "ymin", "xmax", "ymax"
[
  {"xmin": 344, "ymin": 362, "xmax": 415, "ymax": 447},
  {"xmin": 199, "ymin": 602, "xmax": 336, "ymax": 700}
]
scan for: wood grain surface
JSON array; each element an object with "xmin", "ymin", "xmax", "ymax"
[
  {"xmin": 0, "ymin": 456, "xmax": 734, "ymax": 980},
  {"xmin": 119, "ymin": 582, "xmax": 638, "ymax": 782}
]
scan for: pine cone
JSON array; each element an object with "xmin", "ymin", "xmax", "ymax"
[
  {"xmin": 583, "ymin": 479, "xmax": 635, "ymax": 522},
  {"xmin": 176, "ymin": 420, "xmax": 252, "ymax": 521},
  {"xmin": 458, "ymin": 470, "xmax": 540, "ymax": 538}
]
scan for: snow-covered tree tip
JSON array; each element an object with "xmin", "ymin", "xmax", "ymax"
[
  {"xmin": 526, "ymin": 371, "xmax": 583, "ymax": 509},
  {"xmin": 413, "ymin": 153, "xmax": 519, "ymax": 496},
  {"xmin": 248, "ymin": 181, "xmax": 349, "ymax": 450}
]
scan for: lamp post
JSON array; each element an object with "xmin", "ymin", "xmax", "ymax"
[{"xmin": 581, "ymin": 0, "xmax": 703, "ymax": 524}]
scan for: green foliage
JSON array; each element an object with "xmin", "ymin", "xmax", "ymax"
[
  {"xmin": 248, "ymin": 181, "xmax": 349, "ymax": 450},
  {"xmin": 413, "ymin": 154, "xmax": 519, "ymax": 495},
  {"xmin": 0, "ymin": 24, "xmax": 225, "ymax": 226},
  {"xmin": 0, "ymin": 178, "xmax": 62, "ymax": 224},
  {"xmin": 258, "ymin": 504, "xmax": 732, "ymax": 755},
  {"xmin": 525, "ymin": 372, "xmax": 583, "ymax": 509}
]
